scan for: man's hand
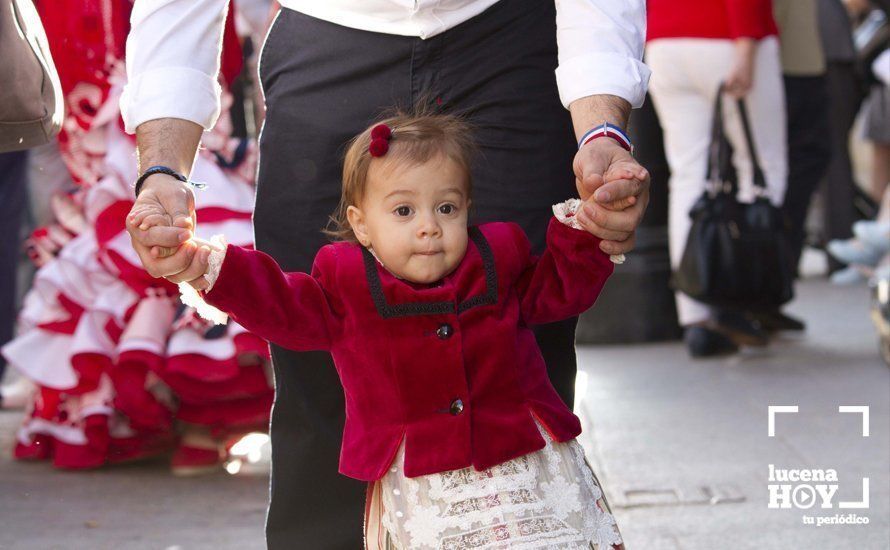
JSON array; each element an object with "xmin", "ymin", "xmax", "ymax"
[
  {"xmin": 567, "ymin": 94, "xmax": 650, "ymax": 256},
  {"xmin": 126, "ymin": 173, "xmax": 202, "ymax": 278},
  {"xmin": 572, "ymin": 138, "xmax": 650, "ymax": 256},
  {"xmin": 127, "ymin": 117, "xmax": 208, "ymax": 285}
]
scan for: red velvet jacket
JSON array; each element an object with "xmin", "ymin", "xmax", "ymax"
[{"xmin": 204, "ymin": 218, "xmax": 613, "ymax": 481}]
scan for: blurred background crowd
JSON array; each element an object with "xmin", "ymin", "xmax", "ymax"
[{"xmin": 0, "ymin": 0, "xmax": 887, "ymax": 477}]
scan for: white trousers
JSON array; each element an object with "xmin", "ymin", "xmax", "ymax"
[{"xmin": 646, "ymin": 37, "xmax": 788, "ymax": 326}]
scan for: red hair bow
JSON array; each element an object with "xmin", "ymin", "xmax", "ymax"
[{"xmin": 369, "ymin": 124, "xmax": 392, "ymax": 157}]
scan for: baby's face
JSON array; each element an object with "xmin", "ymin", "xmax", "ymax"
[{"xmin": 348, "ymin": 155, "xmax": 470, "ymax": 284}]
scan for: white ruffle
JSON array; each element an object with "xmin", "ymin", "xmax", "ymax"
[
  {"xmin": 178, "ymin": 235, "xmax": 229, "ymax": 325},
  {"xmin": 552, "ymin": 199, "xmax": 626, "ymax": 265},
  {"xmin": 552, "ymin": 198, "xmax": 584, "ymax": 231}
]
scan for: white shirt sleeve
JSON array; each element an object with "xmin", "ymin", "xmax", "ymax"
[
  {"xmin": 554, "ymin": 0, "xmax": 651, "ymax": 109},
  {"xmin": 120, "ymin": 0, "xmax": 230, "ymax": 134}
]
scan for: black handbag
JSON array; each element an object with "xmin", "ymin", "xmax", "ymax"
[{"xmin": 672, "ymin": 87, "xmax": 794, "ymax": 311}]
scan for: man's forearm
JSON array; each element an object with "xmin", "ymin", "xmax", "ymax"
[
  {"xmin": 135, "ymin": 118, "xmax": 204, "ymax": 176},
  {"xmin": 568, "ymin": 94, "xmax": 633, "ymax": 142}
]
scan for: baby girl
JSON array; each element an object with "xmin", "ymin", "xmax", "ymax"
[{"xmin": 133, "ymin": 112, "xmax": 626, "ymax": 549}]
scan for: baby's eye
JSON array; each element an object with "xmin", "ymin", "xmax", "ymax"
[
  {"xmin": 438, "ymin": 204, "xmax": 457, "ymax": 215},
  {"xmin": 394, "ymin": 206, "xmax": 413, "ymax": 217}
]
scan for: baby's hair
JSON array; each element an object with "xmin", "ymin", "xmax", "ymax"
[{"xmin": 324, "ymin": 107, "xmax": 476, "ymax": 243}]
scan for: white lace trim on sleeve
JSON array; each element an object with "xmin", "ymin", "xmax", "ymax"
[
  {"xmin": 552, "ymin": 199, "xmax": 625, "ymax": 265},
  {"xmin": 177, "ymin": 235, "xmax": 229, "ymax": 325},
  {"xmin": 203, "ymin": 235, "xmax": 227, "ymax": 289},
  {"xmin": 552, "ymin": 198, "xmax": 583, "ymax": 230}
]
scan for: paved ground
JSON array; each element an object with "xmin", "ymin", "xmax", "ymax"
[
  {"xmin": 0, "ymin": 436, "xmax": 269, "ymax": 549},
  {"xmin": 1, "ymin": 278, "xmax": 888, "ymax": 549},
  {"xmin": 576, "ymin": 278, "xmax": 890, "ymax": 550}
]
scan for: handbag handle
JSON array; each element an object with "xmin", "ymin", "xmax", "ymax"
[
  {"xmin": 735, "ymin": 99, "xmax": 768, "ymax": 191},
  {"xmin": 705, "ymin": 84, "xmax": 735, "ymax": 192}
]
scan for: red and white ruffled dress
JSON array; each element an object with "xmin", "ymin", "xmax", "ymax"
[
  {"xmin": 4, "ymin": 119, "xmax": 272, "ymax": 469},
  {"xmin": 2, "ymin": 0, "xmax": 272, "ymax": 470}
]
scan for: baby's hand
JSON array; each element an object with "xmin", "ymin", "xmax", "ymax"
[
  {"xmin": 175, "ymin": 235, "xmax": 230, "ymax": 325},
  {"xmin": 182, "ymin": 237, "xmax": 223, "ymax": 292},
  {"xmin": 580, "ymin": 167, "xmax": 641, "ymax": 212},
  {"xmin": 129, "ymin": 205, "xmax": 171, "ymax": 233},
  {"xmin": 127, "ymin": 207, "xmax": 190, "ymax": 259}
]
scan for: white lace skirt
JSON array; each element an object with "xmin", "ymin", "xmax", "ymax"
[{"xmin": 364, "ymin": 426, "xmax": 623, "ymax": 550}]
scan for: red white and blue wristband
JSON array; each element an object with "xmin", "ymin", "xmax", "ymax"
[{"xmin": 578, "ymin": 123, "xmax": 634, "ymax": 155}]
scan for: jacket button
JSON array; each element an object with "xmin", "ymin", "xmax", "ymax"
[
  {"xmin": 449, "ymin": 398, "xmax": 464, "ymax": 416},
  {"xmin": 436, "ymin": 323, "xmax": 453, "ymax": 340}
]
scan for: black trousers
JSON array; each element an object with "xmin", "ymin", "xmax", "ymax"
[
  {"xmin": 0, "ymin": 151, "xmax": 27, "ymax": 381},
  {"xmin": 781, "ymin": 75, "xmax": 831, "ymax": 276},
  {"xmin": 255, "ymin": 2, "xmax": 578, "ymax": 547},
  {"xmin": 822, "ymin": 62, "xmax": 865, "ymax": 260}
]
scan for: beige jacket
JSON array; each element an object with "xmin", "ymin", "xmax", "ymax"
[
  {"xmin": 773, "ymin": 0, "xmax": 827, "ymax": 76},
  {"xmin": 0, "ymin": 0, "xmax": 62, "ymax": 152}
]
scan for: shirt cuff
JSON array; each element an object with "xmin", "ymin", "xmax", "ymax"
[
  {"xmin": 555, "ymin": 52, "xmax": 651, "ymax": 109},
  {"xmin": 552, "ymin": 199, "xmax": 625, "ymax": 264},
  {"xmin": 120, "ymin": 66, "xmax": 223, "ymax": 134}
]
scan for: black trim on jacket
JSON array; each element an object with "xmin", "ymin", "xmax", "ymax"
[{"xmin": 361, "ymin": 227, "xmax": 498, "ymax": 319}]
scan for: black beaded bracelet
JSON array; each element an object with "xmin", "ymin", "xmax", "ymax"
[{"xmin": 134, "ymin": 165, "xmax": 207, "ymax": 198}]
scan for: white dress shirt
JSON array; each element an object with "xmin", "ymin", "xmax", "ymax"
[{"xmin": 120, "ymin": 0, "xmax": 650, "ymax": 134}]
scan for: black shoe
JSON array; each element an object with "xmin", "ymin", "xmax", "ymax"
[
  {"xmin": 751, "ymin": 310, "xmax": 806, "ymax": 332},
  {"xmin": 713, "ymin": 310, "xmax": 770, "ymax": 347},
  {"xmin": 685, "ymin": 326, "xmax": 739, "ymax": 358}
]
